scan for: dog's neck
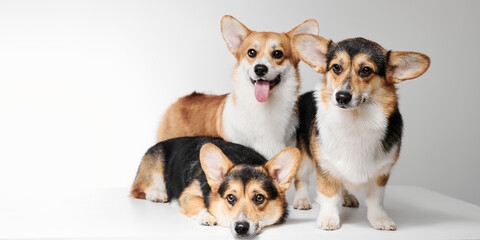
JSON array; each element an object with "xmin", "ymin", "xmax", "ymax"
[{"xmin": 221, "ymin": 65, "xmax": 299, "ymax": 159}]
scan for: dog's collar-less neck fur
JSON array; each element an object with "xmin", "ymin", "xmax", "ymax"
[
  {"xmin": 313, "ymin": 85, "xmax": 403, "ymax": 187},
  {"xmin": 222, "ymin": 62, "xmax": 299, "ymax": 159}
]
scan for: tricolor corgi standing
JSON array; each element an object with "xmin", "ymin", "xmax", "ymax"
[
  {"xmin": 292, "ymin": 34, "xmax": 430, "ymax": 230},
  {"xmin": 156, "ymin": 15, "xmax": 319, "ymax": 209}
]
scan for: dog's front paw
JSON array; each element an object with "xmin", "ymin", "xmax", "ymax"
[
  {"xmin": 195, "ymin": 210, "xmax": 217, "ymax": 226},
  {"xmin": 293, "ymin": 197, "xmax": 312, "ymax": 210},
  {"xmin": 316, "ymin": 214, "xmax": 340, "ymax": 230},
  {"xmin": 145, "ymin": 189, "xmax": 168, "ymax": 203},
  {"xmin": 342, "ymin": 193, "xmax": 359, "ymax": 208},
  {"xmin": 368, "ymin": 216, "xmax": 396, "ymax": 231}
]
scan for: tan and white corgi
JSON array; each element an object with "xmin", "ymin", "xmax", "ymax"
[
  {"xmin": 131, "ymin": 137, "xmax": 300, "ymax": 238},
  {"xmin": 156, "ymin": 15, "xmax": 318, "ymax": 161},
  {"xmin": 292, "ymin": 34, "xmax": 430, "ymax": 230}
]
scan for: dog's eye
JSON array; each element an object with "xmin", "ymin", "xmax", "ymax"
[
  {"xmin": 248, "ymin": 49, "xmax": 257, "ymax": 58},
  {"xmin": 253, "ymin": 194, "xmax": 265, "ymax": 205},
  {"xmin": 226, "ymin": 194, "xmax": 237, "ymax": 205},
  {"xmin": 360, "ymin": 66, "xmax": 373, "ymax": 77},
  {"xmin": 332, "ymin": 64, "xmax": 342, "ymax": 75},
  {"xmin": 272, "ymin": 50, "xmax": 283, "ymax": 59}
]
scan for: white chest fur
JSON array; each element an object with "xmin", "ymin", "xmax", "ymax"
[
  {"xmin": 314, "ymin": 91, "xmax": 397, "ymax": 188},
  {"xmin": 222, "ymin": 61, "xmax": 298, "ymax": 159}
]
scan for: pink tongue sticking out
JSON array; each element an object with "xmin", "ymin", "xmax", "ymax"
[{"xmin": 254, "ymin": 80, "xmax": 270, "ymax": 102}]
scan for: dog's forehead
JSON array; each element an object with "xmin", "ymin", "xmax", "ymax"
[
  {"xmin": 327, "ymin": 38, "xmax": 388, "ymax": 76},
  {"xmin": 243, "ymin": 32, "xmax": 291, "ymax": 49},
  {"xmin": 218, "ymin": 166, "xmax": 279, "ymax": 199}
]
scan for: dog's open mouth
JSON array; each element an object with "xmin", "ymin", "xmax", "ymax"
[{"xmin": 250, "ymin": 75, "xmax": 281, "ymax": 102}]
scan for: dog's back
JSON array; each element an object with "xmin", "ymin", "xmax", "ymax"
[
  {"xmin": 131, "ymin": 137, "xmax": 267, "ymax": 202},
  {"xmin": 156, "ymin": 93, "xmax": 227, "ymax": 142}
]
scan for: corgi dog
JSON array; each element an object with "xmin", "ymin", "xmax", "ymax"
[
  {"xmin": 130, "ymin": 137, "xmax": 300, "ymax": 237},
  {"xmin": 156, "ymin": 15, "xmax": 318, "ymax": 161},
  {"xmin": 292, "ymin": 34, "xmax": 430, "ymax": 230}
]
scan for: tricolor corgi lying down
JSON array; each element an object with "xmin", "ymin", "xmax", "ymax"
[
  {"xmin": 130, "ymin": 137, "xmax": 300, "ymax": 237},
  {"xmin": 292, "ymin": 34, "xmax": 430, "ymax": 230},
  {"xmin": 156, "ymin": 15, "xmax": 318, "ymax": 162}
]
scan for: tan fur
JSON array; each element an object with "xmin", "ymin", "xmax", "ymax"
[
  {"xmin": 208, "ymin": 190, "xmax": 227, "ymax": 222},
  {"xmin": 156, "ymin": 93, "xmax": 227, "ymax": 142},
  {"xmin": 387, "ymin": 51, "xmax": 430, "ymax": 83},
  {"xmin": 393, "ymin": 142, "xmax": 401, "ymax": 162},
  {"xmin": 179, "ymin": 180, "xmax": 207, "ymax": 217},
  {"xmin": 200, "ymin": 143, "xmax": 234, "ymax": 192},
  {"xmin": 316, "ymin": 170, "xmax": 340, "ymax": 198},
  {"xmin": 312, "ymin": 127, "xmax": 338, "ymax": 199},
  {"xmin": 320, "ymin": 82, "xmax": 332, "ymax": 111},
  {"xmin": 264, "ymin": 147, "xmax": 300, "ymax": 192},
  {"xmin": 308, "ymin": 123, "xmax": 325, "ymax": 179},
  {"xmin": 376, "ymin": 174, "xmax": 390, "ymax": 187},
  {"xmin": 291, "ymin": 34, "xmax": 330, "ymax": 74},
  {"xmin": 341, "ymin": 188, "xmax": 359, "ymax": 207},
  {"xmin": 294, "ymin": 139, "xmax": 309, "ymax": 190},
  {"xmin": 130, "ymin": 152, "xmax": 165, "ymax": 200},
  {"xmin": 235, "ymin": 31, "xmax": 299, "ymax": 67}
]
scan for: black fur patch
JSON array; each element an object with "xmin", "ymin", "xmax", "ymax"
[
  {"xmin": 147, "ymin": 137, "xmax": 267, "ymax": 208},
  {"xmin": 144, "ymin": 137, "xmax": 290, "ymax": 225},
  {"xmin": 327, "ymin": 38, "xmax": 388, "ymax": 77},
  {"xmin": 297, "ymin": 91, "xmax": 318, "ymax": 158},
  {"xmin": 381, "ymin": 107, "xmax": 403, "ymax": 153}
]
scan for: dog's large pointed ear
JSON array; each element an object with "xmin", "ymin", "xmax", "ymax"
[
  {"xmin": 286, "ymin": 19, "xmax": 319, "ymax": 38},
  {"xmin": 387, "ymin": 51, "xmax": 430, "ymax": 83},
  {"xmin": 221, "ymin": 15, "xmax": 251, "ymax": 55},
  {"xmin": 200, "ymin": 143, "xmax": 234, "ymax": 192},
  {"xmin": 265, "ymin": 147, "xmax": 300, "ymax": 192},
  {"xmin": 292, "ymin": 34, "xmax": 330, "ymax": 74}
]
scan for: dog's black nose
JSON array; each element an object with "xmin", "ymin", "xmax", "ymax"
[
  {"xmin": 234, "ymin": 221, "xmax": 250, "ymax": 235},
  {"xmin": 254, "ymin": 64, "xmax": 268, "ymax": 77},
  {"xmin": 336, "ymin": 91, "xmax": 352, "ymax": 105}
]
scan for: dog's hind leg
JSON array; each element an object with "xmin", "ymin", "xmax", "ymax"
[
  {"xmin": 179, "ymin": 180, "xmax": 217, "ymax": 226},
  {"xmin": 341, "ymin": 188, "xmax": 359, "ymax": 208},
  {"xmin": 130, "ymin": 151, "xmax": 168, "ymax": 203}
]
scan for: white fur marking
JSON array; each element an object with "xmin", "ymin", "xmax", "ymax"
[
  {"xmin": 365, "ymin": 181, "xmax": 396, "ymax": 230},
  {"xmin": 223, "ymin": 60, "xmax": 298, "ymax": 159},
  {"xmin": 144, "ymin": 173, "xmax": 167, "ymax": 202},
  {"xmin": 314, "ymin": 85, "xmax": 398, "ymax": 187},
  {"xmin": 316, "ymin": 191, "xmax": 340, "ymax": 230},
  {"xmin": 192, "ymin": 209, "xmax": 217, "ymax": 226},
  {"xmin": 231, "ymin": 212, "xmax": 261, "ymax": 237}
]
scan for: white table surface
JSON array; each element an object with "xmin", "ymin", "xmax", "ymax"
[{"xmin": 1, "ymin": 185, "xmax": 479, "ymax": 240}]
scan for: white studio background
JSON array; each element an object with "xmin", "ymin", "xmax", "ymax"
[{"xmin": 1, "ymin": 0, "xmax": 479, "ymax": 205}]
